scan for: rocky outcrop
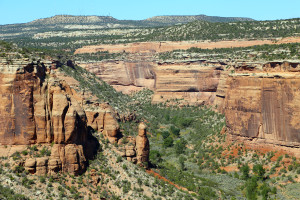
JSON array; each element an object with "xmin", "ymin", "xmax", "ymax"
[
  {"xmin": 114, "ymin": 123, "xmax": 150, "ymax": 167},
  {"xmin": 80, "ymin": 60, "xmax": 155, "ymax": 94},
  {"xmin": 152, "ymin": 62, "xmax": 223, "ymax": 105},
  {"xmin": 0, "ymin": 58, "xmax": 97, "ymax": 175},
  {"xmin": 223, "ymin": 61, "xmax": 300, "ymax": 147},
  {"xmin": 135, "ymin": 123, "xmax": 150, "ymax": 165},
  {"xmin": 86, "ymin": 103, "xmax": 119, "ymax": 131},
  {"xmin": 80, "ymin": 59, "xmax": 224, "ymax": 105}
]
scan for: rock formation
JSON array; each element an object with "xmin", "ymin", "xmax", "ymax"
[
  {"xmin": 135, "ymin": 123, "xmax": 150, "ymax": 165},
  {"xmin": 114, "ymin": 123, "xmax": 150, "ymax": 166},
  {"xmin": 80, "ymin": 60, "xmax": 155, "ymax": 94},
  {"xmin": 222, "ymin": 61, "xmax": 300, "ymax": 147},
  {"xmin": 152, "ymin": 62, "xmax": 222, "ymax": 105},
  {"xmin": 86, "ymin": 103, "xmax": 121, "ymax": 144},
  {"xmin": 0, "ymin": 58, "xmax": 97, "ymax": 175},
  {"xmin": 81, "ymin": 59, "xmax": 224, "ymax": 105}
]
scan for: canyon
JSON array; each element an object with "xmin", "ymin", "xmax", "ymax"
[
  {"xmin": 1, "ymin": 14, "xmax": 300, "ymax": 200},
  {"xmin": 77, "ymin": 40, "xmax": 300, "ymax": 149}
]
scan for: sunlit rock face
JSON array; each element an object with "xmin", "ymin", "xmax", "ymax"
[
  {"xmin": 0, "ymin": 59, "xmax": 97, "ymax": 175},
  {"xmin": 223, "ymin": 61, "xmax": 300, "ymax": 147}
]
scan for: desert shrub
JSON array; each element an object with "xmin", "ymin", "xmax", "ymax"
[
  {"xmin": 14, "ymin": 165, "xmax": 25, "ymax": 174},
  {"xmin": 260, "ymin": 183, "xmax": 271, "ymax": 200},
  {"xmin": 116, "ymin": 156, "xmax": 122, "ymax": 163},
  {"xmin": 169, "ymin": 125, "xmax": 180, "ymax": 137},
  {"xmin": 253, "ymin": 164, "xmax": 265, "ymax": 180},
  {"xmin": 163, "ymin": 137, "xmax": 174, "ymax": 148},
  {"xmin": 149, "ymin": 150, "xmax": 162, "ymax": 165},
  {"xmin": 161, "ymin": 131, "xmax": 170, "ymax": 139},
  {"xmin": 174, "ymin": 138, "xmax": 187, "ymax": 155},
  {"xmin": 245, "ymin": 176, "xmax": 258, "ymax": 200},
  {"xmin": 240, "ymin": 164, "xmax": 250, "ymax": 180},
  {"xmin": 39, "ymin": 176, "xmax": 46, "ymax": 183}
]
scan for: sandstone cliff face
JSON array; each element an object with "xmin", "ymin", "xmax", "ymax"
[
  {"xmin": 0, "ymin": 58, "xmax": 95, "ymax": 175},
  {"xmin": 152, "ymin": 62, "xmax": 222, "ymax": 105},
  {"xmin": 84, "ymin": 100, "xmax": 150, "ymax": 165},
  {"xmin": 80, "ymin": 59, "xmax": 224, "ymax": 105},
  {"xmin": 80, "ymin": 60, "xmax": 155, "ymax": 94},
  {"xmin": 223, "ymin": 61, "xmax": 300, "ymax": 147}
]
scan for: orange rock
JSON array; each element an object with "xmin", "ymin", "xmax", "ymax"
[
  {"xmin": 135, "ymin": 123, "xmax": 150, "ymax": 165},
  {"xmin": 0, "ymin": 59, "xmax": 97, "ymax": 175},
  {"xmin": 223, "ymin": 63, "xmax": 300, "ymax": 147}
]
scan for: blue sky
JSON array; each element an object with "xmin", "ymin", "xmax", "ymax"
[{"xmin": 0, "ymin": 0, "xmax": 299, "ymax": 25}]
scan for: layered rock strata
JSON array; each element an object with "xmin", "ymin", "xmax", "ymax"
[
  {"xmin": 223, "ymin": 61, "xmax": 300, "ymax": 147},
  {"xmin": 152, "ymin": 62, "xmax": 223, "ymax": 105},
  {"xmin": 81, "ymin": 59, "xmax": 225, "ymax": 105},
  {"xmin": 86, "ymin": 103, "xmax": 121, "ymax": 144},
  {"xmin": 0, "ymin": 58, "xmax": 96, "ymax": 175},
  {"xmin": 80, "ymin": 60, "xmax": 155, "ymax": 94}
]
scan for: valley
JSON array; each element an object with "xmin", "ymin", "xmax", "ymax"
[{"xmin": 0, "ymin": 14, "xmax": 300, "ymax": 200}]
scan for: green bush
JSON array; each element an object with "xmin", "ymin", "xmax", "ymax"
[
  {"xmin": 174, "ymin": 138, "xmax": 187, "ymax": 155},
  {"xmin": 149, "ymin": 150, "xmax": 162, "ymax": 165},
  {"xmin": 245, "ymin": 176, "xmax": 258, "ymax": 200},
  {"xmin": 161, "ymin": 131, "xmax": 170, "ymax": 139},
  {"xmin": 253, "ymin": 164, "xmax": 265, "ymax": 180},
  {"xmin": 163, "ymin": 137, "xmax": 174, "ymax": 148},
  {"xmin": 169, "ymin": 126, "xmax": 180, "ymax": 137},
  {"xmin": 240, "ymin": 164, "xmax": 250, "ymax": 180}
]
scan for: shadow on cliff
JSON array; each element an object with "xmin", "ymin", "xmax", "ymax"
[{"xmin": 82, "ymin": 126, "xmax": 102, "ymax": 172}]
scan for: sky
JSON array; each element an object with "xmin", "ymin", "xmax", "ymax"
[{"xmin": 0, "ymin": 0, "xmax": 299, "ymax": 25}]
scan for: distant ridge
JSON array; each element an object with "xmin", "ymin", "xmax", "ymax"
[
  {"xmin": 26, "ymin": 14, "xmax": 254, "ymax": 26},
  {"xmin": 28, "ymin": 15, "xmax": 118, "ymax": 25},
  {"xmin": 144, "ymin": 14, "xmax": 255, "ymax": 23}
]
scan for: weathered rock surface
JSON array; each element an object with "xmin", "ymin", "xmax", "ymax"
[
  {"xmin": 114, "ymin": 123, "xmax": 150, "ymax": 166},
  {"xmin": 81, "ymin": 59, "xmax": 224, "ymax": 105},
  {"xmin": 80, "ymin": 60, "xmax": 155, "ymax": 94},
  {"xmin": 0, "ymin": 58, "xmax": 97, "ymax": 175},
  {"xmin": 135, "ymin": 123, "xmax": 150, "ymax": 165},
  {"xmin": 223, "ymin": 61, "xmax": 300, "ymax": 147},
  {"xmin": 152, "ymin": 62, "xmax": 223, "ymax": 105}
]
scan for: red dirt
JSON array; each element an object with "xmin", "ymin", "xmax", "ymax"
[
  {"xmin": 146, "ymin": 169, "xmax": 189, "ymax": 192},
  {"xmin": 221, "ymin": 166, "xmax": 239, "ymax": 172}
]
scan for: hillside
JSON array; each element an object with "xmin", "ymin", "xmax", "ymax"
[
  {"xmin": 0, "ymin": 18, "xmax": 299, "ymax": 52},
  {"xmin": 144, "ymin": 18, "xmax": 300, "ymax": 41},
  {"xmin": 28, "ymin": 15, "xmax": 118, "ymax": 25},
  {"xmin": 144, "ymin": 14, "xmax": 254, "ymax": 24}
]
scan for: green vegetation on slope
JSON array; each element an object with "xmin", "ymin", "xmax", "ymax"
[
  {"xmin": 159, "ymin": 43, "xmax": 300, "ymax": 61},
  {"xmin": 0, "ymin": 184, "xmax": 29, "ymax": 200},
  {"xmin": 2, "ymin": 18, "xmax": 300, "ymax": 51},
  {"xmin": 145, "ymin": 18, "xmax": 300, "ymax": 41},
  {"xmin": 60, "ymin": 62, "xmax": 300, "ymax": 199}
]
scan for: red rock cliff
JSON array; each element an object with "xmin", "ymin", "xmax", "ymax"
[
  {"xmin": 223, "ymin": 61, "xmax": 300, "ymax": 147},
  {"xmin": 80, "ymin": 60, "xmax": 155, "ymax": 94},
  {"xmin": 0, "ymin": 58, "xmax": 97, "ymax": 175},
  {"xmin": 152, "ymin": 61, "xmax": 223, "ymax": 105}
]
